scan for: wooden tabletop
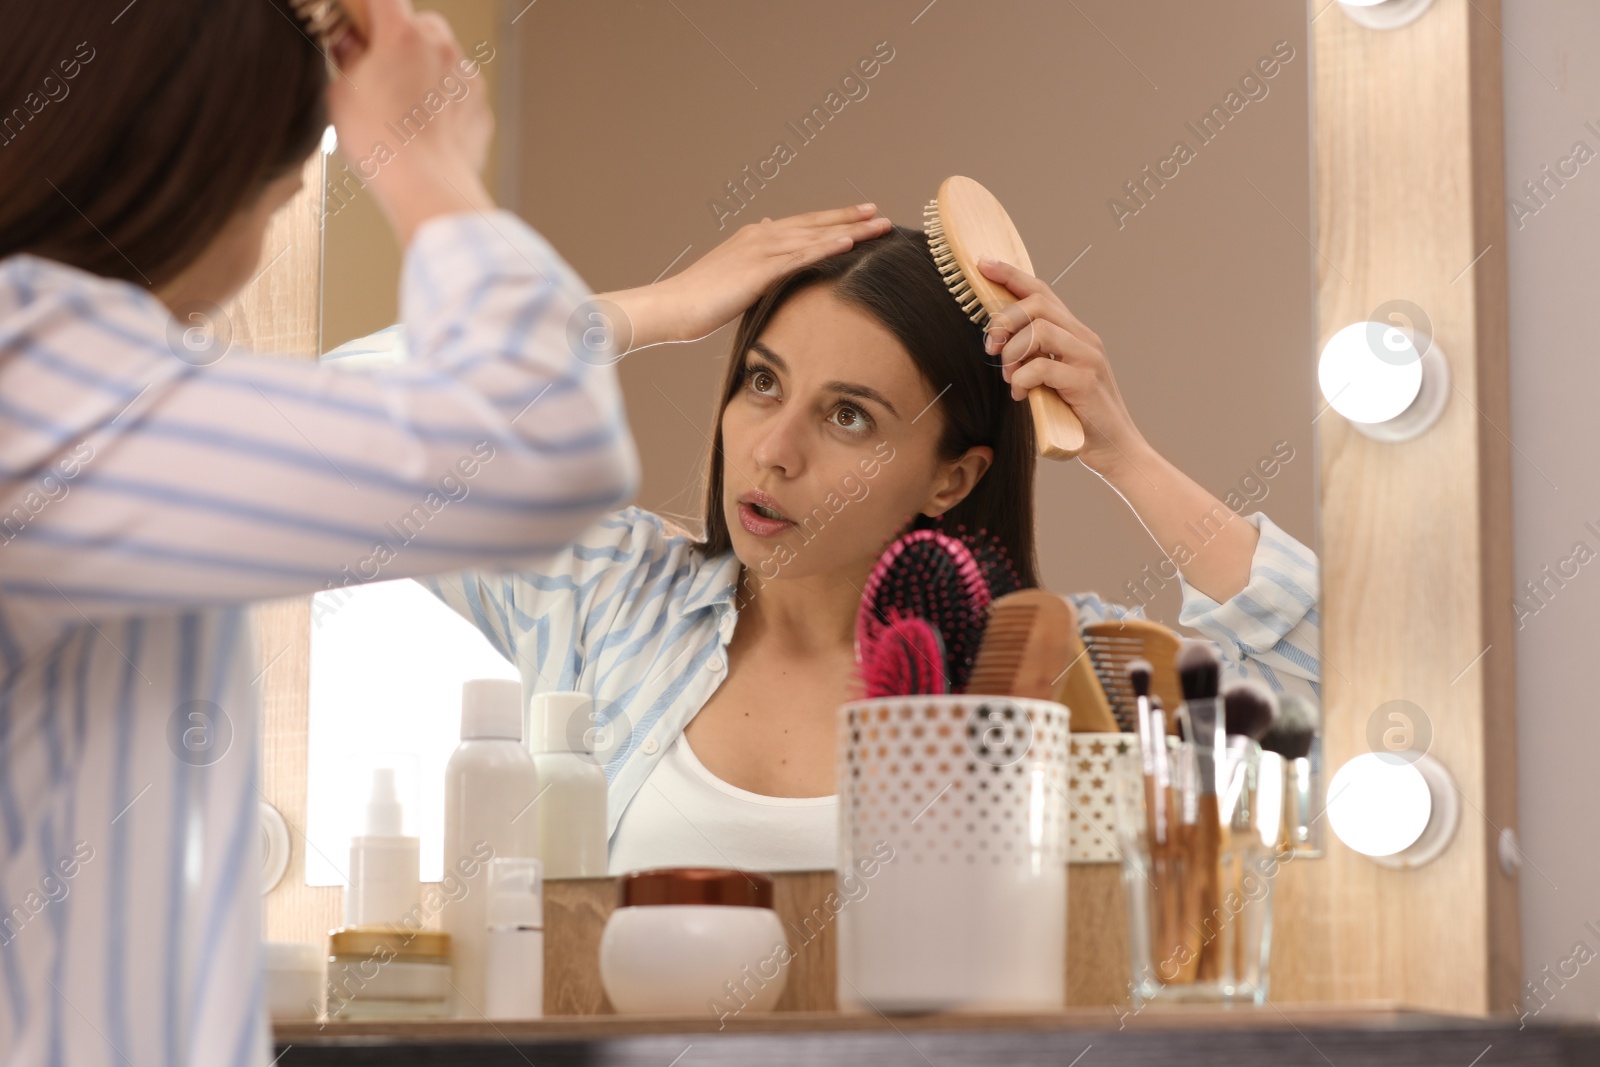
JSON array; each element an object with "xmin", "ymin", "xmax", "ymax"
[{"xmin": 274, "ymin": 1003, "xmax": 1600, "ymax": 1065}]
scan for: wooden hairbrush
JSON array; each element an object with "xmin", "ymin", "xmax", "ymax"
[
  {"xmin": 290, "ymin": 0, "xmax": 370, "ymax": 57},
  {"xmin": 923, "ymin": 176, "xmax": 1087, "ymax": 461},
  {"xmin": 1083, "ymin": 617, "xmax": 1185, "ymax": 732}
]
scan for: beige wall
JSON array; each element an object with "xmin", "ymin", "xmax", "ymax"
[
  {"xmin": 1502, "ymin": 0, "xmax": 1600, "ymax": 1020},
  {"xmin": 327, "ymin": 0, "xmax": 1318, "ymax": 631}
]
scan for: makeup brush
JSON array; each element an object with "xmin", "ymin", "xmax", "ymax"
[
  {"xmin": 1216, "ymin": 680, "xmax": 1277, "ymax": 983},
  {"xmin": 1260, "ymin": 694, "xmax": 1318, "ymax": 762},
  {"xmin": 1129, "ymin": 659, "xmax": 1155, "ymax": 774},
  {"xmin": 1220, "ymin": 680, "xmax": 1278, "ymax": 823},
  {"xmin": 857, "ymin": 528, "xmax": 991, "ymax": 692},
  {"xmin": 290, "ymin": 0, "xmax": 369, "ymax": 57},
  {"xmin": 1132, "ymin": 663, "xmax": 1178, "ymax": 973},
  {"xmin": 1223, "ymin": 680, "xmax": 1277, "ymax": 741},
  {"xmin": 1261, "ymin": 694, "xmax": 1321, "ymax": 853},
  {"xmin": 1146, "ymin": 697, "xmax": 1190, "ymax": 980},
  {"xmin": 1176, "ymin": 640, "xmax": 1224, "ymax": 983},
  {"xmin": 922, "ymin": 176, "xmax": 1085, "ymax": 460}
]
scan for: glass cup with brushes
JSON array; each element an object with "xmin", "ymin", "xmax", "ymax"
[{"xmin": 1113, "ymin": 640, "xmax": 1315, "ymax": 1005}]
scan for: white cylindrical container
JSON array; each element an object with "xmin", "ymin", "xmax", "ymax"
[
  {"xmin": 835, "ymin": 695, "xmax": 1071, "ymax": 1012},
  {"xmin": 345, "ymin": 767, "xmax": 421, "ymax": 928},
  {"xmin": 484, "ymin": 857, "xmax": 544, "ymax": 1019},
  {"xmin": 441, "ymin": 679, "xmax": 540, "ymax": 1019},
  {"xmin": 527, "ymin": 691, "xmax": 608, "ymax": 878},
  {"xmin": 599, "ymin": 868, "xmax": 788, "ymax": 1017},
  {"xmin": 264, "ymin": 941, "xmax": 324, "ymax": 1022}
]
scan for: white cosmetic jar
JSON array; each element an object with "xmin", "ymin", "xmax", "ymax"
[
  {"xmin": 264, "ymin": 940, "xmax": 324, "ymax": 1022},
  {"xmin": 599, "ymin": 867, "xmax": 790, "ymax": 1016}
]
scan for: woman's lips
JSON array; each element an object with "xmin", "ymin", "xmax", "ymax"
[{"xmin": 737, "ymin": 500, "xmax": 795, "ymax": 538}]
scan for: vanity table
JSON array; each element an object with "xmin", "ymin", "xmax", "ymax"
[{"xmin": 274, "ymin": 1008, "xmax": 1598, "ymax": 1066}]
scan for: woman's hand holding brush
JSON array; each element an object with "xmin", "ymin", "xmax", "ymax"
[
  {"xmin": 326, "ymin": 0, "xmax": 496, "ymax": 247},
  {"xmin": 973, "ymin": 258, "xmax": 1149, "ymax": 483}
]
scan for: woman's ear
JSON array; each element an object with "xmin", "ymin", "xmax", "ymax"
[{"xmin": 922, "ymin": 445, "xmax": 993, "ymax": 518}]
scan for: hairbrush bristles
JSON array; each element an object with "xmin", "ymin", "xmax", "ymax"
[
  {"xmin": 856, "ymin": 528, "xmax": 992, "ymax": 692},
  {"xmin": 290, "ymin": 0, "xmax": 365, "ymax": 54},
  {"xmin": 857, "ymin": 611, "xmax": 947, "ymax": 699},
  {"xmin": 923, "ymin": 200, "xmax": 988, "ymax": 325},
  {"xmin": 951, "ymin": 524, "xmax": 1022, "ymax": 602}
]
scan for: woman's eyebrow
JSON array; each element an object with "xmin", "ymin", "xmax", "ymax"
[{"xmin": 749, "ymin": 341, "xmax": 902, "ymax": 420}]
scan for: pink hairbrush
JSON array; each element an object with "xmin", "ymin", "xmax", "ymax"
[
  {"xmin": 856, "ymin": 526, "xmax": 1007, "ymax": 693},
  {"xmin": 857, "ymin": 610, "xmax": 947, "ymax": 699}
]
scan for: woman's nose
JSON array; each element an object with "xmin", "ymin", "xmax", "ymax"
[{"xmin": 750, "ymin": 409, "xmax": 806, "ymax": 476}]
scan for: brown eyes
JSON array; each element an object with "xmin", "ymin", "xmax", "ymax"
[{"xmin": 742, "ymin": 364, "xmax": 874, "ymax": 435}]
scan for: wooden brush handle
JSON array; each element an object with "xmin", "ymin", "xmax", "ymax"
[
  {"xmin": 1027, "ymin": 387, "xmax": 1087, "ymax": 460},
  {"xmin": 1190, "ymin": 794, "xmax": 1224, "ymax": 982}
]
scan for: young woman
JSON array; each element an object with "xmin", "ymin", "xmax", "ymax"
[
  {"xmin": 421, "ymin": 225, "xmax": 1321, "ymax": 875},
  {"xmin": 0, "ymin": 1, "xmax": 885, "ymax": 1063}
]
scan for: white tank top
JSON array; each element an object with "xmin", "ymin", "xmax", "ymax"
[{"xmin": 607, "ymin": 730, "xmax": 837, "ymax": 874}]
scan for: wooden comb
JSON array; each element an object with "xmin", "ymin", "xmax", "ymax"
[
  {"xmin": 923, "ymin": 176, "xmax": 1086, "ymax": 461},
  {"xmin": 1083, "ymin": 618, "xmax": 1184, "ymax": 733},
  {"xmin": 966, "ymin": 590, "xmax": 1074, "ymax": 702},
  {"xmin": 967, "ymin": 591, "xmax": 1121, "ymax": 734}
]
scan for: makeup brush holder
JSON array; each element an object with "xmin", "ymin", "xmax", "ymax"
[
  {"xmin": 1111, "ymin": 739, "xmax": 1286, "ymax": 1005},
  {"xmin": 835, "ymin": 695, "xmax": 1072, "ymax": 1012}
]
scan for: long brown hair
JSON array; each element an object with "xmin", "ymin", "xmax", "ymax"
[
  {"xmin": 698, "ymin": 224, "xmax": 1040, "ymax": 587},
  {"xmin": 0, "ymin": 0, "xmax": 328, "ymax": 289}
]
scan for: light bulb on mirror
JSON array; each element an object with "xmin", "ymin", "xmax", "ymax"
[
  {"xmin": 1338, "ymin": 0, "xmax": 1435, "ymax": 30},
  {"xmin": 1317, "ymin": 321, "xmax": 1450, "ymax": 442},
  {"xmin": 1326, "ymin": 751, "xmax": 1460, "ymax": 869}
]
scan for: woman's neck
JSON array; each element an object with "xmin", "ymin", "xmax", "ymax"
[{"xmin": 734, "ymin": 563, "xmax": 866, "ymax": 656}]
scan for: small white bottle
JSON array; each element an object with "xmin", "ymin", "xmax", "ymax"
[
  {"xmin": 345, "ymin": 767, "xmax": 420, "ymax": 927},
  {"xmin": 484, "ymin": 857, "xmax": 544, "ymax": 1019},
  {"xmin": 528, "ymin": 692, "xmax": 609, "ymax": 878},
  {"xmin": 441, "ymin": 679, "xmax": 540, "ymax": 1019}
]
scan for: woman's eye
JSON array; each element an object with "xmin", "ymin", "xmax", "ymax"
[
  {"xmin": 747, "ymin": 368, "xmax": 777, "ymax": 395},
  {"xmin": 832, "ymin": 404, "xmax": 873, "ymax": 433}
]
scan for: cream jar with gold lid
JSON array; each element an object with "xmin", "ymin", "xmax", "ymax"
[{"xmin": 325, "ymin": 927, "xmax": 452, "ymax": 1020}]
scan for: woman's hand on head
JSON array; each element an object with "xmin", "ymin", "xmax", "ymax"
[
  {"xmin": 976, "ymin": 257, "xmax": 1152, "ymax": 482},
  {"xmin": 325, "ymin": 0, "xmax": 496, "ymax": 246},
  {"xmin": 596, "ymin": 205, "xmax": 893, "ymax": 356}
]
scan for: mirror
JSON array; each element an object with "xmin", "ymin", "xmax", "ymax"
[{"xmin": 307, "ymin": 0, "xmax": 1319, "ymax": 883}]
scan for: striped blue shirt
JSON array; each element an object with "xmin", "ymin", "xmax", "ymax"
[
  {"xmin": 423, "ymin": 504, "xmax": 1321, "ymax": 847},
  {"xmin": 0, "ymin": 210, "xmax": 638, "ymax": 1067}
]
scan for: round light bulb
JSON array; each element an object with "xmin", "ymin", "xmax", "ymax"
[
  {"xmin": 1326, "ymin": 752, "xmax": 1432, "ymax": 858},
  {"xmin": 1317, "ymin": 322, "xmax": 1424, "ymax": 425}
]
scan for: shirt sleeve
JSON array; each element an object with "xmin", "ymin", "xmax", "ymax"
[
  {"xmin": 0, "ymin": 210, "xmax": 641, "ymax": 644},
  {"xmin": 419, "ymin": 506, "xmax": 695, "ymax": 695},
  {"xmin": 1067, "ymin": 511, "xmax": 1321, "ymax": 703},
  {"xmin": 1174, "ymin": 511, "xmax": 1321, "ymax": 702}
]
